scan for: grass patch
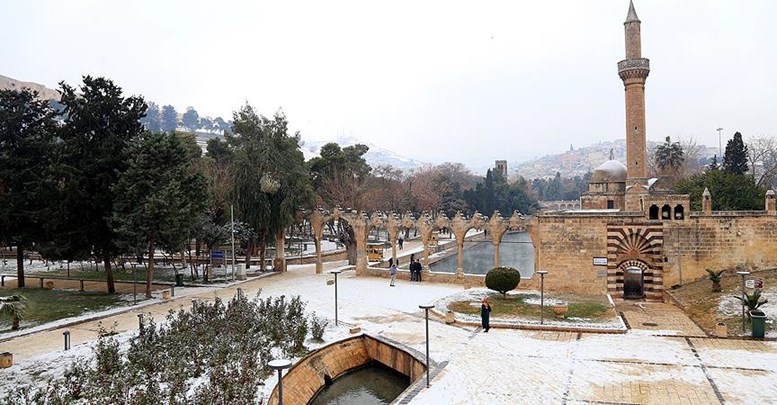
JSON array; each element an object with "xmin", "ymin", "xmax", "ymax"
[
  {"xmin": 668, "ymin": 269, "xmax": 776, "ymax": 335},
  {"xmin": 447, "ymin": 293, "xmax": 613, "ymax": 322},
  {"xmin": 26, "ymin": 266, "xmax": 233, "ymax": 284},
  {"xmin": 0, "ymin": 288, "xmax": 132, "ymax": 333}
]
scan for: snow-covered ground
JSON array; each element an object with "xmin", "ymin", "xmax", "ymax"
[
  {"xmin": 3, "ymin": 264, "xmax": 777, "ymax": 404},
  {"xmin": 719, "ymin": 291, "xmax": 776, "ymax": 338}
]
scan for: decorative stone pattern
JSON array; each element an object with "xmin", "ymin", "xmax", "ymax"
[{"xmin": 606, "ymin": 225, "xmax": 664, "ymax": 300}]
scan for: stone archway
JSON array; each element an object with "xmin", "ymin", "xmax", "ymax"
[{"xmin": 618, "ymin": 260, "xmax": 649, "ymax": 299}]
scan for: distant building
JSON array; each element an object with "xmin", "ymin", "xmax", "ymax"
[{"xmin": 494, "ymin": 160, "xmax": 507, "ymax": 177}]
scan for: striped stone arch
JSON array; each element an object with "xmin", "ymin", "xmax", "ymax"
[{"xmin": 607, "ymin": 225, "xmax": 664, "ymax": 300}]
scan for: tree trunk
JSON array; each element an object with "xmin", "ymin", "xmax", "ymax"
[
  {"xmin": 259, "ymin": 234, "xmax": 266, "ymax": 272},
  {"xmin": 146, "ymin": 240, "xmax": 155, "ymax": 298},
  {"xmin": 12, "ymin": 316, "xmax": 19, "ymax": 330},
  {"xmin": 104, "ymin": 256, "xmax": 116, "ymax": 294},
  {"xmin": 16, "ymin": 246, "xmax": 25, "ymax": 288}
]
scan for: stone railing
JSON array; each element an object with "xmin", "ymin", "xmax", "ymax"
[{"xmin": 617, "ymin": 58, "xmax": 650, "ymax": 79}]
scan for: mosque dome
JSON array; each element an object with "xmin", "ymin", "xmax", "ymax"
[{"xmin": 590, "ymin": 160, "xmax": 627, "ymax": 183}]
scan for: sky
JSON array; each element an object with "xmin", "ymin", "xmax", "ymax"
[{"xmin": 2, "ymin": 0, "xmax": 776, "ymax": 167}]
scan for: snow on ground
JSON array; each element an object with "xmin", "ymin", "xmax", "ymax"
[
  {"xmin": 718, "ymin": 291, "xmax": 776, "ymax": 338},
  {"xmin": 4, "ymin": 264, "xmax": 777, "ymax": 404}
]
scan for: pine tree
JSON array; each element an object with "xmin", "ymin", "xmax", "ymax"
[
  {"xmin": 723, "ymin": 132, "xmax": 749, "ymax": 175},
  {"xmin": 49, "ymin": 76, "xmax": 147, "ymax": 293},
  {"xmin": 112, "ymin": 132, "xmax": 206, "ymax": 298},
  {"xmin": 0, "ymin": 89, "xmax": 57, "ymax": 288}
]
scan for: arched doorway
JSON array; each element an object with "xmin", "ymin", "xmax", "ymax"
[{"xmin": 623, "ymin": 267, "xmax": 644, "ymax": 299}]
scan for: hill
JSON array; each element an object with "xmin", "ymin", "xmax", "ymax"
[{"xmin": 0, "ymin": 74, "xmax": 60, "ymax": 101}]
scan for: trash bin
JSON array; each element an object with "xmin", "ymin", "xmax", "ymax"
[
  {"xmin": 750, "ymin": 310, "xmax": 766, "ymax": 339},
  {"xmin": 175, "ymin": 273, "xmax": 184, "ymax": 287}
]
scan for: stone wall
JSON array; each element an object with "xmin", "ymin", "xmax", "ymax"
[
  {"xmin": 266, "ymin": 334, "xmax": 426, "ymax": 405},
  {"xmin": 531, "ymin": 212, "xmax": 648, "ymax": 295},
  {"xmin": 662, "ymin": 212, "xmax": 777, "ymax": 286}
]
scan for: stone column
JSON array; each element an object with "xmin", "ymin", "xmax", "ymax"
[
  {"xmin": 487, "ymin": 211, "xmax": 509, "ymax": 269},
  {"xmin": 450, "ymin": 212, "xmax": 472, "ymax": 276},
  {"xmin": 416, "ymin": 214, "xmax": 434, "ymax": 268},
  {"xmin": 766, "ymin": 190, "xmax": 776, "ymax": 215},
  {"xmin": 702, "ymin": 187, "xmax": 712, "ymax": 214},
  {"xmin": 342, "ymin": 211, "xmax": 369, "ymax": 275},
  {"xmin": 386, "ymin": 213, "xmax": 402, "ymax": 266},
  {"xmin": 309, "ymin": 209, "xmax": 329, "ymax": 274}
]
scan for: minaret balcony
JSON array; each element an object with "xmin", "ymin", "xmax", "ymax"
[{"xmin": 618, "ymin": 58, "xmax": 650, "ymax": 79}]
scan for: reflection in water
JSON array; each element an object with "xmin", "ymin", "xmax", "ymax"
[
  {"xmin": 309, "ymin": 362, "xmax": 410, "ymax": 405},
  {"xmin": 429, "ymin": 232, "xmax": 535, "ymax": 278}
]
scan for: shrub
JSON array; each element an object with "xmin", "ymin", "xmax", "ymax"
[
  {"xmin": 309, "ymin": 312, "xmax": 328, "ymax": 342},
  {"xmin": 706, "ymin": 269, "xmax": 725, "ymax": 292},
  {"xmin": 485, "ymin": 267, "xmax": 521, "ymax": 297},
  {"xmin": 735, "ymin": 289, "xmax": 769, "ymax": 314}
]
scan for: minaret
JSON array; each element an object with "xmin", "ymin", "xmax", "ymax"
[{"xmin": 618, "ymin": 0, "xmax": 650, "ymax": 183}]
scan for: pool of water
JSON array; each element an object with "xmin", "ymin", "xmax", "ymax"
[
  {"xmin": 309, "ymin": 362, "xmax": 410, "ymax": 405},
  {"xmin": 428, "ymin": 231, "xmax": 535, "ymax": 278}
]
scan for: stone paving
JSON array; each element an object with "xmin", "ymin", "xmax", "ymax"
[{"xmin": 2, "ymin": 262, "xmax": 777, "ymax": 404}]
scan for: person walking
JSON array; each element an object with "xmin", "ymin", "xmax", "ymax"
[
  {"xmin": 398, "ymin": 236, "xmax": 404, "ymax": 250},
  {"xmin": 416, "ymin": 259, "xmax": 423, "ymax": 282},
  {"xmin": 389, "ymin": 263, "xmax": 397, "ymax": 287},
  {"xmin": 481, "ymin": 296, "xmax": 491, "ymax": 332},
  {"xmin": 410, "ymin": 259, "xmax": 418, "ymax": 282}
]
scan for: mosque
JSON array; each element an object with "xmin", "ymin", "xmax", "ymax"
[{"xmin": 531, "ymin": 1, "xmax": 777, "ymax": 300}]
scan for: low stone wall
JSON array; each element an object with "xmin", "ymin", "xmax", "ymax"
[
  {"xmin": 285, "ymin": 249, "xmax": 348, "ymax": 266},
  {"xmin": 358, "ymin": 266, "xmax": 540, "ymax": 290},
  {"xmin": 266, "ymin": 334, "xmax": 426, "ymax": 405}
]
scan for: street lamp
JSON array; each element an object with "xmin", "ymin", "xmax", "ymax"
[
  {"xmin": 419, "ymin": 303, "xmax": 435, "ymax": 388},
  {"xmin": 736, "ymin": 271, "xmax": 750, "ymax": 332},
  {"xmin": 329, "ymin": 270, "xmax": 342, "ymax": 326},
  {"xmin": 268, "ymin": 359, "xmax": 292, "ymax": 405},
  {"xmin": 230, "ymin": 204, "xmax": 236, "ymax": 282},
  {"xmin": 717, "ymin": 127, "xmax": 724, "ymax": 160},
  {"xmin": 537, "ymin": 271, "xmax": 548, "ymax": 325}
]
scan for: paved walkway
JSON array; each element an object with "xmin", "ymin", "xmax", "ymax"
[{"xmin": 3, "ymin": 263, "xmax": 777, "ymax": 404}]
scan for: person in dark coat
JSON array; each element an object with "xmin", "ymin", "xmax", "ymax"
[
  {"xmin": 481, "ymin": 296, "xmax": 491, "ymax": 332},
  {"xmin": 415, "ymin": 259, "xmax": 423, "ymax": 282}
]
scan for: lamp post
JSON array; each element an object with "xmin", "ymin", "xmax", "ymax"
[
  {"xmin": 230, "ymin": 204, "xmax": 236, "ymax": 282},
  {"xmin": 717, "ymin": 127, "xmax": 723, "ymax": 159},
  {"xmin": 537, "ymin": 271, "xmax": 548, "ymax": 325},
  {"xmin": 268, "ymin": 359, "xmax": 292, "ymax": 405},
  {"xmin": 419, "ymin": 303, "xmax": 434, "ymax": 388},
  {"xmin": 330, "ymin": 270, "xmax": 342, "ymax": 326},
  {"xmin": 736, "ymin": 271, "xmax": 750, "ymax": 332}
]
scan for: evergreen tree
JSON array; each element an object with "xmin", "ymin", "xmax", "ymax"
[
  {"xmin": 676, "ymin": 170, "xmax": 765, "ymax": 211},
  {"xmin": 230, "ymin": 106, "xmax": 313, "ymax": 269},
  {"xmin": 182, "ymin": 107, "xmax": 200, "ymax": 132},
  {"xmin": 723, "ymin": 132, "xmax": 749, "ymax": 175},
  {"xmin": 160, "ymin": 105, "xmax": 178, "ymax": 133},
  {"xmin": 49, "ymin": 76, "xmax": 147, "ymax": 293},
  {"xmin": 0, "ymin": 89, "xmax": 57, "ymax": 287},
  {"xmin": 112, "ymin": 132, "xmax": 206, "ymax": 298},
  {"xmin": 709, "ymin": 154, "xmax": 719, "ymax": 171},
  {"xmin": 140, "ymin": 101, "xmax": 162, "ymax": 132}
]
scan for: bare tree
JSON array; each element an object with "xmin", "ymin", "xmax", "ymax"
[{"xmin": 747, "ymin": 136, "xmax": 777, "ymax": 188}]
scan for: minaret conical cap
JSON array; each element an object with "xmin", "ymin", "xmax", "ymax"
[{"xmin": 626, "ymin": 0, "xmax": 640, "ymax": 23}]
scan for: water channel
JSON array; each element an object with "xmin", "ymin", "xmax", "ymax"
[
  {"xmin": 428, "ymin": 231, "xmax": 535, "ymax": 278},
  {"xmin": 309, "ymin": 362, "xmax": 410, "ymax": 405}
]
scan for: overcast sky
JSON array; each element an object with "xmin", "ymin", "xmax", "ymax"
[{"xmin": 3, "ymin": 0, "xmax": 775, "ymax": 167}]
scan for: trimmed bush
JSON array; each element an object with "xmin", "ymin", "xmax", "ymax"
[{"xmin": 485, "ymin": 267, "xmax": 521, "ymax": 297}]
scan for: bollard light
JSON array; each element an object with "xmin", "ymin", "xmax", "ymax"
[
  {"xmin": 419, "ymin": 303, "xmax": 435, "ymax": 388},
  {"xmin": 736, "ymin": 271, "xmax": 750, "ymax": 332},
  {"xmin": 268, "ymin": 359, "xmax": 292, "ymax": 405},
  {"xmin": 63, "ymin": 331, "xmax": 70, "ymax": 351},
  {"xmin": 537, "ymin": 271, "xmax": 548, "ymax": 325},
  {"xmin": 330, "ymin": 270, "xmax": 342, "ymax": 326}
]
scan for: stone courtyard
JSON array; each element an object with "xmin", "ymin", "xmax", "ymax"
[{"xmin": 2, "ymin": 261, "xmax": 775, "ymax": 404}]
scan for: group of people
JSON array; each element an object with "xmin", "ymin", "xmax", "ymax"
[{"xmin": 386, "ymin": 255, "xmax": 424, "ymax": 286}]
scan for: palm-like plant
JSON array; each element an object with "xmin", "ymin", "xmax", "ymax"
[
  {"xmin": 0, "ymin": 295, "xmax": 26, "ymax": 330},
  {"xmin": 706, "ymin": 269, "xmax": 725, "ymax": 292},
  {"xmin": 735, "ymin": 289, "xmax": 768, "ymax": 315},
  {"xmin": 654, "ymin": 136, "xmax": 685, "ymax": 178}
]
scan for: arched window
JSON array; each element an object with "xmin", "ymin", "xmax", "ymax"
[
  {"xmin": 661, "ymin": 204, "xmax": 671, "ymax": 220},
  {"xmin": 649, "ymin": 205, "xmax": 659, "ymax": 220},
  {"xmin": 674, "ymin": 205, "xmax": 685, "ymax": 220}
]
